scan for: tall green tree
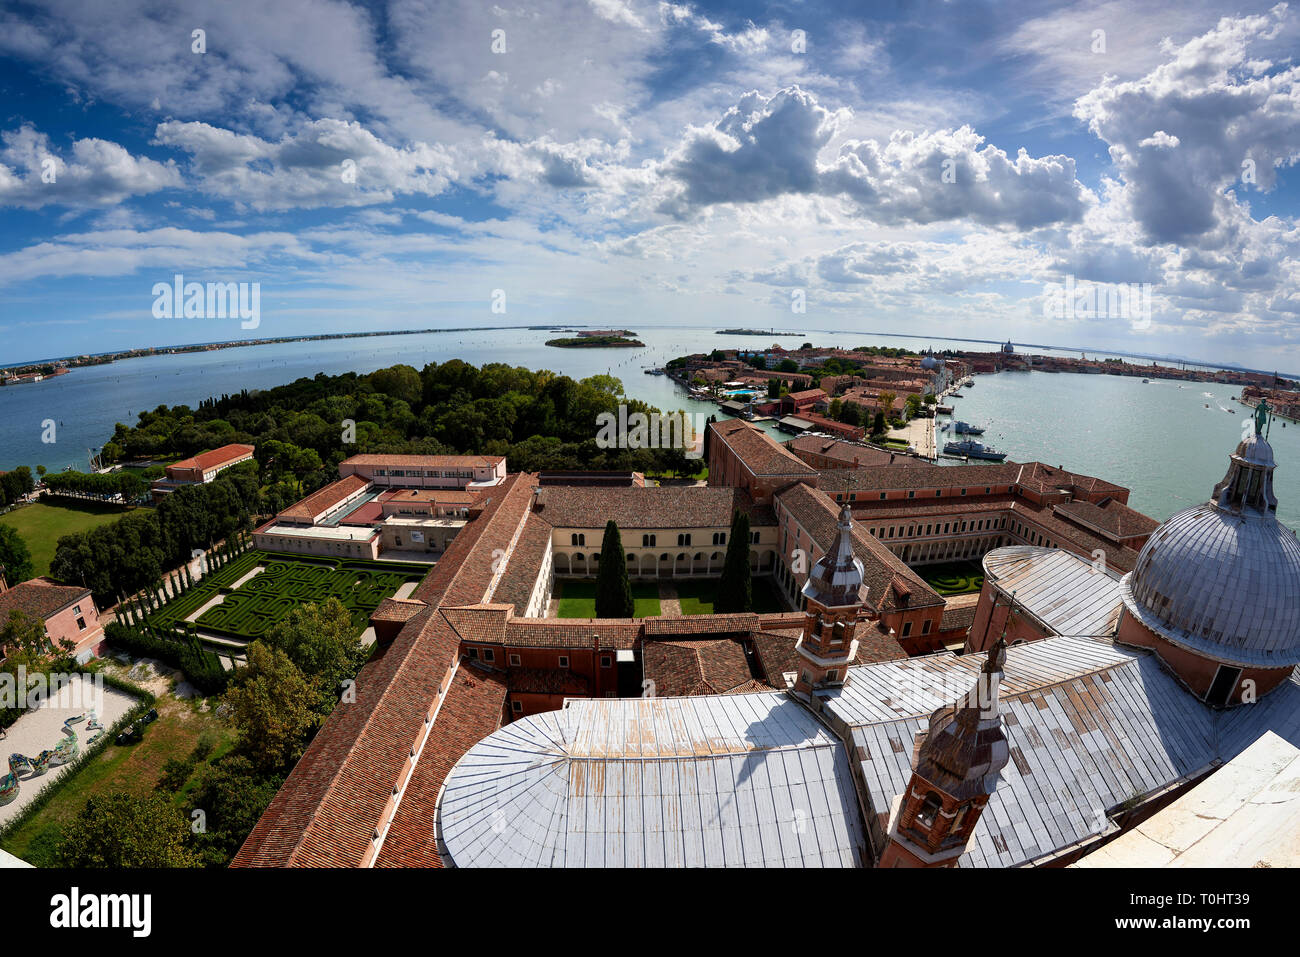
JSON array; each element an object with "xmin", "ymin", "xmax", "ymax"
[
  {"xmin": 226, "ymin": 642, "xmax": 318, "ymax": 773},
  {"xmin": 715, "ymin": 510, "xmax": 753, "ymax": 614},
  {"xmin": 594, "ymin": 521, "xmax": 634, "ymax": 618},
  {"xmin": 261, "ymin": 598, "xmax": 368, "ymax": 715},
  {"xmin": 0, "ymin": 525, "xmax": 34, "ymax": 585},
  {"xmin": 57, "ymin": 792, "xmax": 198, "ymax": 868}
]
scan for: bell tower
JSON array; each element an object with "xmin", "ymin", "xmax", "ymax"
[
  {"xmin": 879, "ymin": 638, "xmax": 1011, "ymax": 867},
  {"xmin": 793, "ymin": 506, "xmax": 865, "ymax": 697}
]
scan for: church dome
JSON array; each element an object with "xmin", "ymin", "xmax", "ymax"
[
  {"xmin": 1001, "ymin": 340, "xmax": 1015, "ymax": 354},
  {"xmin": 1120, "ymin": 410, "xmax": 1300, "ymax": 669},
  {"xmin": 920, "ymin": 355, "xmax": 941, "ymax": 371}
]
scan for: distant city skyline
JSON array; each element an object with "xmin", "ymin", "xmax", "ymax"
[{"xmin": 2, "ymin": 1, "xmax": 1299, "ymax": 369}]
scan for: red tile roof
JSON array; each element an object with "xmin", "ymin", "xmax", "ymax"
[
  {"xmin": 278, "ymin": 474, "xmax": 370, "ymax": 521},
  {"xmin": 642, "ymin": 638, "xmax": 757, "ymax": 696},
  {"xmin": 0, "ymin": 578, "xmax": 92, "ymax": 622},
  {"xmin": 169, "ymin": 443, "xmax": 254, "ymax": 473},
  {"xmin": 372, "ymin": 661, "xmax": 507, "ymax": 867},
  {"xmin": 710, "ymin": 419, "xmax": 819, "ymax": 478}
]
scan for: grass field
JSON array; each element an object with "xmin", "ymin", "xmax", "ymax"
[
  {"xmin": 554, "ymin": 577, "xmax": 786, "ymax": 617},
  {"xmin": 674, "ymin": 577, "xmax": 786, "ymax": 615},
  {"xmin": 0, "ymin": 692, "xmax": 234, "ymax": 866},
  {"xmin": 556, "ymin": 579, "xmax": 662, "ymax": 617},
  {"xmin": 918, "ymin": 560, "xmax": 985, "ymax": 595},
  {"xmin": 0, "ymin": 500, "xmax": 129, "ymax": 577}
]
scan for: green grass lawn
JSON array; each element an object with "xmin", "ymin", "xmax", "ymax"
[
  {"xmin": 673, "ymin": 577, "xmax": 786, "ymax": 615},
  {"xmin": 0, "ymin": 692, "xmax": 234, "ymax": 866},
  {"xmin": 918, "ymin": 560, "xmax": 985, "ymax": 596},
  {"xmin": 0, "ymin": 500, "xmax": 131, "ymax": 577},
  {"xmin": 555, "ymin": 579, "xmax": 662, "ymax": 618}
]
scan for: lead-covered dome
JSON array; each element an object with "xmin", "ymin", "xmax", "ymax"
[
  {"xmin": 921, "ymin": 355, "xmax": 941, "ymax": 371},
  {"xmin": 1120, "ymin": 420, "xmax": 1300, "ymax": 669}
]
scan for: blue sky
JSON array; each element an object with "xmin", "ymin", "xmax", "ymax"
[{"xmin": 1, "ymin": 0, "xmax": 1299, "ymax": 369}]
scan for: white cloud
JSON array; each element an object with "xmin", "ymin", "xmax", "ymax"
[{"xmin": 0, "ymin": 126, "xmax": 181, "ymax": 209}]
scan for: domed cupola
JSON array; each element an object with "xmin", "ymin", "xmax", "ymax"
[
  {"xmin": 1116, "ymin": 401, "xmax": 1300, "ymax": 706},
  {"xmin": 921, "ymin": 354, "xmax": 941, "ymax": 371}
]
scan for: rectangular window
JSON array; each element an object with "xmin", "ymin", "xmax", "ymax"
[
  {"xmin": 482, "ymin": 649, "xmax": 495, "ymax": 663},
  {"xmin": 467, "ymin": 647, "xmax": 478, "ymax": 659},
  {"xmin": 901, "ymin": 621, "xmax": 912, "ymax": 637},
  {"xmin": 600, "ymin": 655, "xmax": 612, "ymax": 668},
  {"xmin": 558, "ymin": 655, "xmax": 570, "ymax": 668},
  {"xmin": 512, "ymin": 700, "xmax": 523, "ymax": 713},
  {"xmin": 509, "ymin": 653, "xmax": 521, "ymax": 667},
  {"xmin": 922, "ymin": 620, "xmax": 931, "ymax": 635}
]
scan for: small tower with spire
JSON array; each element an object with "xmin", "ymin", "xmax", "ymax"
[
  {"xmin": 879, "ymin": 638, "xmax": 1011, "ymax": 867},
  {"xmin": 793, "ymin": 506, "xmax": 865, "ymax": 697}
]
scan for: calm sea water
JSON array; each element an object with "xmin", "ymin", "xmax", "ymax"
[{"xmin": 2, "ymin": 324, "xmax": 1295, "ymax": 530}]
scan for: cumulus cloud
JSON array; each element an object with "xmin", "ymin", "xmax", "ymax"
[
  {"xmin": 656, "ymin": 86, "xmax": 1090, "ymax": 228},
  {"xmin": 0, "ymin": 126, "xmax": 181, "ymax": 209},
  {"xmin": 152, "ymin": 119, "xmax": 455, "ymax": 211},
  {"xmin": 1074, "ymin": 6, "xmax": 1300, "ymax": 245}
]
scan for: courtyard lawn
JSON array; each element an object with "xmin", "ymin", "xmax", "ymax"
[
  {"xmin": 674, "ymin": 577, "xmax": 786, "ymax": 615},
  {"xmin": 0, "ymin": 692, "xmax": 234, "ymax": 866},
  {"xmin": 919, "ymin": 560, "xmax": 985, "ymax": 596},
  {"xmin": 0, "ymin": 500, "xmax": 130, "ymax": 577},
  {"xmin": 555, "ymin": 579, "xmax": 662, "ymax": 618}
]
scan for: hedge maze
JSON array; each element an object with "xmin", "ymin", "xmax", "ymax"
[
  {"xmin": 146, "ymin": 551, "xmax": 423, "ymax": 642},
  {"xmin": 197, "ymin": 560, "xmax": 420, "ymax": 637}
]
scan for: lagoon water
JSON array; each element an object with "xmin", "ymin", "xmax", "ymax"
[{"xmin": 2, "ymin": 324, "xmax": 1296, "ymax": 530}]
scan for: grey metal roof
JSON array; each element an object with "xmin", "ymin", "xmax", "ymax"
[
  {"xmin": 438, "ymin": 693, "xmax": 866, "ymax": 867},
  {"xmin": 820, "ymin": 636, "xmax": 1300, "ymax": 867},
  {"xmin": 983, "ymin": 546, "xmax": 1123, "ymax": 637},
  {"xmin": 1122, "ymin": 501, "xmax": 1300, "ymax": 667}
]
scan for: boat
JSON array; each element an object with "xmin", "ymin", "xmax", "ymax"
[
  {"xmin": 1205, "ymin": 403, "xmax": 1210, "ymax": 409},
  {"xmin": 943, "ymin": 440, "xmax": 1007, "ymax": 461},
  {"xmin": 1142, "ymin": 378, "xmax": 1150, "ymax": 383},
  {"xmin": 953, "ymin": 421, "xmax": 985, "ymax": 435},
  {"xmin": 951, "ymin": 393, "xmax": 963, "ymax": 398}
]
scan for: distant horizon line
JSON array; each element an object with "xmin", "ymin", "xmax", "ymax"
[{"xmin": 6, "ymin": 322, "xmax": 1297, "ymax": 382}]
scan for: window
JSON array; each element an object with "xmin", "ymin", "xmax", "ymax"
[
  {"xmin": 935, "ymin": 490, "xmax": 942, "ymax": 497},
  {"xmin": 600, "ymin": 655, "xmax": 612, "ymax": 668},
  {"xmin": 677, "ymin": 533, "xmax": 691, "ymax": 546},
  {"xmin": 467, "ymin": 647, "xmax": 479, "ymax": 659},
  {"xmin": 511, "ymin": 700, "xmax": 523, "ymax": 714},
  {"xmin": 571, "ymin": 533, "xmax": 585, "ymax": 546},
  {"xmin": 482, "ymin": 649, "xmax": 495, "ymax": 664},
  {"xmin": 901, "ymin": 621, "xmax": 912, "ymax": 637},
  {"xmin": 825, "ymin": 670, "xmax": 838, "ymax": 683},
  {"xmin": 713, "ymin": 532, "xmax": 726, "ymax": 546},
  {"xmin": 960, "ymin": 488, "xmax": 967, "ymax": 496},
  {"xmin": 558, "ymin": 655, "xmax": 570, "ymax": 668},
  {"xmin": 922, "ymin": 620, "xmax": 931, "ymax": 635},
  {"xmin": 916, "ymin": 794, "xmax": 942, "ymax": 829},
  {"xmin": 509, "ymin": 653, "xmax": 521, "ymax": 667},
  {"xmin": 751, "ymin": 531, "xmax": 759, "ymax": 543},
  {"xmin": 879, "ymin": 492, "xmax": 886, "ymax": 500},
  {"xmin": 907, "ymin": 491, "xmax": 915, "ymax": 499}
]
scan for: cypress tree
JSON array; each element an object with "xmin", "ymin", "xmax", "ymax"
[
  {"xmin": 594, "ymin": 520, "xmax": 634, "ymax": 619},
  {"xmin": 715, "ymin": 510, "xmax": 753, "ymax": 614}
]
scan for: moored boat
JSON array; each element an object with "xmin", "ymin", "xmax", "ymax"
[{"xmin": 943, "ymin": 439, "xmax": 1007, "ymax": 461}]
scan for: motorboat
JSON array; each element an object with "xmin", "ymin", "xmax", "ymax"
[{"xmin": 943, "ymin": 440, "xmax": 1007, "ymax": 461}]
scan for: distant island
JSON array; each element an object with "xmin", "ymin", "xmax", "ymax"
[
  {"xmin": 545, "ymin": 335, "xmax": 644, "ymax": 348},
  {"xmin": 717, "ymin": 328, "xmax": 805, "ymax": 336},
  {"xmin": 1, "ymin": 323, "xmax": 576, "ymax": 380}
]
